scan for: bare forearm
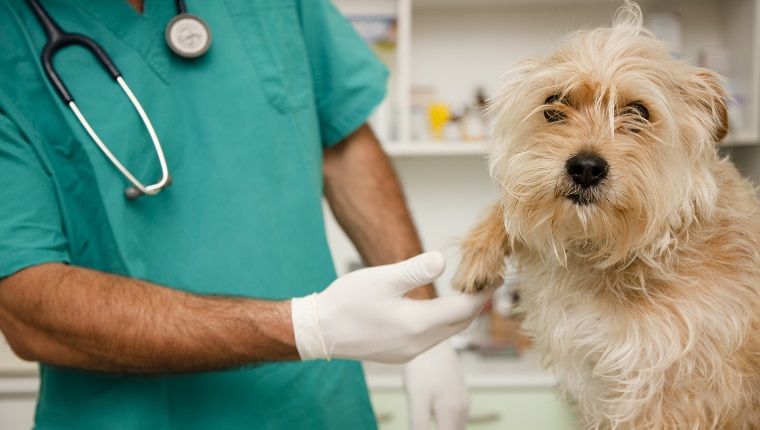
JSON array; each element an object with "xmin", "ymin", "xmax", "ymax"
[
  {"xmin": 324, "ymin": 124, "xmax": 435, "ymax": 299},
  {"xmin": 0, "ymin": 263, "xmax": 298, "ymax": 374}
]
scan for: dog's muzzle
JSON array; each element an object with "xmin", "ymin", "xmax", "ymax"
[{"xmin": 565, "ymin": 153, "xmax": 608, "ymax": 205}]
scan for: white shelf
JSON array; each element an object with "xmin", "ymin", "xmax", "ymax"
[
  {"xmin": 364, "ymin": 350, "xmax": 555, "ymax": 390},
  {"xmin": 382, "ymin": 140, "xmax": 488, "ymax": 156},
  {"xmin": 0, "ymin": 375, "xmax": 38, "ymax": 395},
  {"xmin": 340, "ymin": 0, "xmax": 760, "ymax": 150},
  {"xmin": 337, "ymin": 0, "xmax": 759, "ymax": 151},
  {"xmin": 726, "ymin": 132, "xmax": 760, "ymax": 146}
]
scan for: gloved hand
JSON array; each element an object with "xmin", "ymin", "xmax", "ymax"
[
  {"xmin": 291, "ymin": 252, "xmax": 493, "ymax": 364},
  {"xmin": 404, "ymin": 340, "xmax": 469, "ymax": 430}
]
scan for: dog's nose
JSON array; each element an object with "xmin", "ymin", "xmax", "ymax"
[{"xmin": 566, "ymin": 154, "xmax": 608, "ymax": 188}]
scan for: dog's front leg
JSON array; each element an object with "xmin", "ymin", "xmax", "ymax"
[{"xmin": 452, "ymin": 202, "xmax": 511, "ymax": 293}]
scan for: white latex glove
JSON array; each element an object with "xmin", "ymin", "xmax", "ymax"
[
  {"xmin": 291, "ymin": 252, "xmax": 492, "ymax": 364},
  {"xmin": 404, "ymin": 341, "xmax": 469, "ymax": 430}
]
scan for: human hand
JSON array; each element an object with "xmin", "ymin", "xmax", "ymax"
[
  {"xmin": 291, "ymin": 252, "xmax": 493, "ymax": 363},
  {"xmin": 404, "ymin": 340, "xmax": 469, "ymax": 430}
]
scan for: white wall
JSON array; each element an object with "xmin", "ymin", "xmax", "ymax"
[{"xmin": 324, "ymin": 155, "xmax": 499, "ymax": 294}]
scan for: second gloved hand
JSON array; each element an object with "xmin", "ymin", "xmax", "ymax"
[
  {"xmin": 404, "ymin": 340, "xmax": 470, "ymax": 430},
  {"xmin": 291, "ymin": 252, "xmax": 492, "ymax": 364}
]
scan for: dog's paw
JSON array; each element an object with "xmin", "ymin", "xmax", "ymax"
[
  {"xmin": 451, "ymin": 269, "xmax": 502, "ymax": 294},
  {"xmin": 452, "ymin": 202, "xmax": 510, "ymax": 294},
  {"xmin": 451, "ymin": 248, "xmax": 505, "ymax": 294}
]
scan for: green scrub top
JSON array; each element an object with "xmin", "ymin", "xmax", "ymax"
[{"xmin": 0, "ymin": 0, "xmax": 388, "ymax": 428}]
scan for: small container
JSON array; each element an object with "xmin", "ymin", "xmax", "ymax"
[{"xmin": 428, "ymin": 103, "xmax": 450, "ymax": 141}]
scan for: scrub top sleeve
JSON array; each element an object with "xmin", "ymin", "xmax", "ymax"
[
  {"xmin": 298, "ymin": 0, "xmax": 389, "ymax": 147},
  {"xmin": 0, "ymin": 112, "xmax": 70, "ymax": 279}
]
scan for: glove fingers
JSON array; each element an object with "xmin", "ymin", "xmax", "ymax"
[
  {"xmin": 381, "ymin": 252, "xmax": 446, "ymax": 295},
  {"xmin": 416, "ymin": 288, "xmax": 493, "ymax": 328}
]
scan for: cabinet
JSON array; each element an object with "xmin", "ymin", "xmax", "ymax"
[
  {"xmin": 370, "ymin": 389, "xmax": 578, "ymax": 430},
  {"xmin": 335, "ymin": 0, "xmax": 760, "ymax": 155},
  {"xmin": 364, "ymin": 351, "xmax": 580, "ymax": 429}
]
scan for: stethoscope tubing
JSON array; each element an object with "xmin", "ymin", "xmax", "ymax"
[
  {"xmin": 26, "ymin": 0, "xmax": 120, "ymax": 103},
  {"xmin": 25, "ymin": 0, "xmax": 171, "ymax": 199},
  {"xmin": 68, "ymin": 77, "xmax": 170, "ymax": 196}
]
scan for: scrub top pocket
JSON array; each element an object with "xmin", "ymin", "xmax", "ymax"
[{"xmin": 225, "ymin": 1, "xmax": 312, "ymax": 113}]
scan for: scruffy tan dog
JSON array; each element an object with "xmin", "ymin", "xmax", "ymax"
[{"xmin": 452, "ymin": 2, "xmax": 760, "ymax": 429}]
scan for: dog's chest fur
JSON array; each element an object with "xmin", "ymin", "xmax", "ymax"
[{"xmin": 513, "ymin": 223, "xmax": 760, "ymax": 428}]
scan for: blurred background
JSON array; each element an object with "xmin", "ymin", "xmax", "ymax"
[{"xmin": 1, "ymin": 1, "xmax": 758, "ymax": 429}]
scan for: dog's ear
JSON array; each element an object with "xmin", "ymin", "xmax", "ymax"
[{"xmin": 685, "ymin": 68, "xmax": 729, "ymax": 144}]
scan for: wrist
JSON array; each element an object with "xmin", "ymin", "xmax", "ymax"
[
  {"xmin": 274, "ymin": 299, "xmax": 298, "ymax": 355},
  {"xmin": 242, "ymin": 298, "xmax": 300, "ymax": 362},
  {"xmin": 290, "ymin": 294, "xmax": 329, "ymax": 361}
]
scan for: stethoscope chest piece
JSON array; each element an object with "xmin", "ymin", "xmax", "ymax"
[{"xmin": 165, "ymin": 14, "xmax": 211, "ymax": 58}]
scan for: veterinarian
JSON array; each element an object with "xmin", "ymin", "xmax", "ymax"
[{"xmin": 0, "ymin": 1, "xmax": 492, "ymax": 429}]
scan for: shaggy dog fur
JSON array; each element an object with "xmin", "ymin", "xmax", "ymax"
[{"xmin": 452, "ymin": 3, "xmax": 760, "ymax": 429}]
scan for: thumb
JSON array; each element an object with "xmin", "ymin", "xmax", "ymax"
[{"xmin": 381, "ymin": 252, "xmax": 446, "ymax": 295}]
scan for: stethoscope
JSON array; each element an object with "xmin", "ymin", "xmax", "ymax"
[{"xmin": 25, "ymin": 0, "xmax": 212, "ymax": 199}]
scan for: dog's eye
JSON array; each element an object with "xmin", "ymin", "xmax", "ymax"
[
  {"xmin": 623, "ymin": 102, "xmax": 649, "ymax": 133},
  {"xmin": 544, "ymin": 94, "xmax": 566, "ymax": 123},
  {"xmin": 626, "ymin": 102, "xmax": 649, "ymax": 120}
]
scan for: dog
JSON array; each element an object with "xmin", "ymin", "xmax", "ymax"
[{"xmin": 451, "ymin": 2, "xmax": 760, "ymax": 429}]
